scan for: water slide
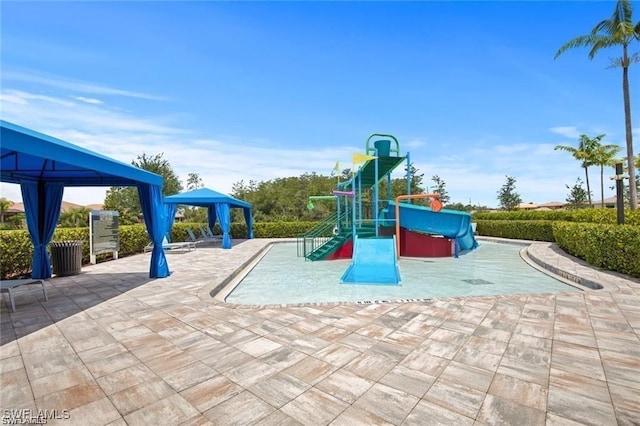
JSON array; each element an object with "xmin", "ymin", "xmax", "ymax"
[
  {"xmin": 385, "ymin": 201, "xmax": 478, "ymax": 251},
  {"xmin": 341, "ymin": 235, "xmax": 401, "ymax": 285}
]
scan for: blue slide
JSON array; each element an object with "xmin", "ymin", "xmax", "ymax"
[
  {"xmin": 341, "ymin": 235, "xmax": 401, "ymax": 285},
  {"xmin": 384, "ymin": 201, "xmax": 478, "ymax": 251}
]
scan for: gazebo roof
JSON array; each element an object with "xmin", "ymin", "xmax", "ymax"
[
  {"xmin": 1, "ymin": 120, "xmax": 162, "ymax": 187},
  {"xmin": 164, "ymin": 188, "xmax": 251, "ymax": 209}
]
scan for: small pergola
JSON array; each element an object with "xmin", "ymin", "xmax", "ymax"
[
  {"xmin": 164, "ymin": 188, "xmax": 253, "ymax": 249},
  {"xmin": 0, "ymin": 120, "xmax": 171, "ymax": 279}
]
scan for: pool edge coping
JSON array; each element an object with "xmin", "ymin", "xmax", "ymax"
[{"xmin": 212, "ymin": 237, "xmax": 608, "ymax": 309}]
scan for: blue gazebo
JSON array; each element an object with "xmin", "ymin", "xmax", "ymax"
[
  {"xmin": 164, "ymin": 188, "xmax": 253, "ymax": 249},
  {"xmin": 0, "ymin": 120, "xmax": 171, "ymax": 279}
]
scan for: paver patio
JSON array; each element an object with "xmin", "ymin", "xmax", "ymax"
[{"xmin": 1, "ymin": 238, "xmax": 639, "ymax": 425}]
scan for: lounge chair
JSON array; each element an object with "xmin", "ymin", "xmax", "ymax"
[
  {"xmin": 203, "ymin": 225, "xmax": 223, "ymax": 240},
  {"xmin": 0, "ymin": 278, "xmax": 48, "ymax": 312},
  {"xmin": 199, "ymin": 226, "xmax": 222, "ymax": 242},
  {"xmin": 144, "ymin": 236, "xmax": 195, "ymax": 254},
  {"xmin": 186, "ymin": 228, "xmax": 204, "ymax": 244},
  {"xmin": 186, "ymin": 227, "xmax": 218, "ymax": 246}
]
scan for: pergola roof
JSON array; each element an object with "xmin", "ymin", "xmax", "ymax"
[{"xmin": 1, "ymin": 120, "xmax": 163, "ymax": 187}]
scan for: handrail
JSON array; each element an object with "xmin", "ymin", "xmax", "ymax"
[
  {"xmin": 395, "ymin": 194, "xmax": 442, "ymax": 258},
  {"xmin": 365, "ymin": 133, "xmax": 400, "ymax": 156},
  {"xmin": 297, "ymin": 211, "xmax": 349, "ymax": 258},
  {"xmin": 307, "ymin": 195, "xmax": 336, "ymax": 210}
]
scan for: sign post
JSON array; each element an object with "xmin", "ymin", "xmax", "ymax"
[{"xmin": 89, "ymin": 211, "xmax": 119, "ymax": 264}]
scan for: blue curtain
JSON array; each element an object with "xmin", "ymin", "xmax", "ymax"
[
  {"xmin": 208, "ymin": 205, "xmax": 218, "ymax": 234},
  {"xmin": 21, "ymin": 182, "xmax": 64, "ymax": 279},
  {"xmin": 243, "ymin": 207, "xmax": 254, "ymax": 238},
  {"xmin": 138, "ymin": 184, "xmax": 170, "ymax": 278},
  {"xmin": 164, "ymin": 203, "xmax": 177, "ymax": 242},
  {"xmin": 215, "ymin": 202, "xmax": 231, "ymax": 249}
]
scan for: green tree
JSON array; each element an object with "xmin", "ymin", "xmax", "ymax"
[
  {"xmin": 591, "ymin": 142, "xmax": 621, "ymax": 207},
  {"xmin": 555, "ymin": 134, "xmax": 604, "ymax": 207},
  {"xmin": 566, "ymin": 178, "xmax": 589, "ymax": 209},
  {"xmin": 555, "ymin": 0, "xmax": 639, "ymax": 210},
  {"xmin": 497, "ymin": 176, "xmax": 522, "ymax": 211},
  {"xmin": 7, "ymin": 213, "xmax": 25, "ymax": 229},
  {"xmin": 430, "ymin": 175, "xmax": 450, "ymax": 204},
  {"xmin": 183, "ymin": 172, "xmax": 205, "ymax": 222},
  {"xmin": 186, "ymin": 172, "xmax": 203, "ymax": 191},
  {"xmin": 379, "ymin": 163, "xmax": 426, "ymax": 202},
  {"xmin": 104, "ymin": 153, "xmax": 183, "ymax": 224},
  {"xmin": 0, "ymin": 197, "xmax": 13, "ymax": 223},
  {"xmin": 58, "ymin": 207, "xmax": 91, "ymax": 228}
]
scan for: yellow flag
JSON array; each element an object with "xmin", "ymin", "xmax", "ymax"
[
  {"xmin": 352, "ymin": 153, "xmax": 377, "ymax": 164},
  {"xmin": 332, "ymin": 161, "xmax": 340, "ymax": 174}
]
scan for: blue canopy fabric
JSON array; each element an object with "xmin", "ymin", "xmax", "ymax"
[
  {"xmin": 165, "ymin": 203, "xmax": 177, "ymax": 242},
  {"xmin": 1, "ymin": 120, "xmax": 170, "ymax": 279},
  {"xmin": 21, "ymin": 182, "xmax": 64, "ymax": 279},
  {"xmin": 215, "ymin": 202, "xmax": 232, "ymax": 249},
  {"xmin": 138, "ymin": 184, "xmax": 170, "ymax": 278},
  {"xmin": 1, "ymin": 121, "xmax": 163, "ymax": 187},
  {"xmin": 207, "ymin": 205, "xmax": 217, "ymax": 236},
  {"xmin": 164, "ymin": 187, "xmax": 253, "ymax": 248}
]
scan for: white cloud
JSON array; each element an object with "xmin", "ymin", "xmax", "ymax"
[
  {"xmin": 550, "ymin": 126, "xmax": 581, "ymax": 139},
  {"xmin": 1, "ymin": 87, "xmax": 621, "ymax": 209},
  {"xmin": 2, "ymin": 69, "xmax": 166, "ymax": 101},
  {"xmin": 73, "ymin": 96, "xmax": 103, "ymax": 105},
  {"xmin": 0, "ymin": 88, "xmax": 355, "ymax": 205}
]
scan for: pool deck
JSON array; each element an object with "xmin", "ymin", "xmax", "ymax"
[{"xmin": 1, "ymin": 238, "xmax": 639, "ymax": 425}]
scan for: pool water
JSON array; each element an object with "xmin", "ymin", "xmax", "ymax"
[{"xmin": 225, "ymin": 241, "xmax": 579, "ymax": 305}]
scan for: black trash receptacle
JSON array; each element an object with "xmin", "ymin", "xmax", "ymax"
[{"xmin": 50, "ymin": 240, "xmax": 83, "ymax": 276}]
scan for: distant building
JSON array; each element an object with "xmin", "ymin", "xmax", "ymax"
[
  {"xmin": 516, "ymin": 202, "xmax": 538, "ymax": 210},
  {"xmin": 591, "ymin": 196, "xmax": 639, "ymax": 209},
  {"xmin": 516, "ymin": 201, "xmax": 566, "ymax": 211},
  {"xmin": 537, "ymin": 201, "xmax": 566, "ymax": 210}
]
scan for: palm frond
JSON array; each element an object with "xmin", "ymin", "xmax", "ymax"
[
  {"xmin": 594, "ymin": 18, "xmax": 616, "ymax": 35},
  {"xmin": 555, "ymin": 35, "xmax": 598, "ymax": 59},
  {"xmin": 554, "ymin": 145, "xmax": 578, "ymax": 153},
  {"xmin": 613, "ymin": 0, "xmax": 634, "ymax": 25}
]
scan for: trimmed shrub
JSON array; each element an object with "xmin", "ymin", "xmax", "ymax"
[
  {"xmin": 1, "ymin": 221, "xmax": 322, "ymax": 278},
  {"xmin": 473, "ymin": 209, "xmax": 640, "ymax": 225},
  {"xmin": 553, "ymin": 222, "xmax": 640, "ymax": 278},
  {"xmin": 117, "ymin": 225, "xmax": 151, "ymax": 255},
  {"xmin": 0, "ymin": 230, "xmax": 34, "ymax": 279},
  {"xmin": 475, "ymin": 220, "xmax": 555, "ymax": 242}
]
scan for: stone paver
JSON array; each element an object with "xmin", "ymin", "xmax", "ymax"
[{"xmin": 1, "ymin": 237, "xmax": 639, "ymax": 425}]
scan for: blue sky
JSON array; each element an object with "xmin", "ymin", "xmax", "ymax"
[{"xmin": 1, "ymin": 1, "xmax": 638, "ymax": 208}]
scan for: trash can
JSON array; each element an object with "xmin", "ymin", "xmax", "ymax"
[
  {"xmin": 50, "ymin": 240, "xmax": 83, "ymax": 276},
  {"xmin": 374, "ymin": 139, "xmax": 391, "ymax": 156}
]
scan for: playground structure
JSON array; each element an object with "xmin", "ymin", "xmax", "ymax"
[{"xmin": 297, "ymin": 133, "xmax": 478, "ymax": 285}]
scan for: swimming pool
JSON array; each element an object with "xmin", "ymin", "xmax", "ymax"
[{"xmin": 223, "ymin": 241, "xmax": 579, "ymax": 305}]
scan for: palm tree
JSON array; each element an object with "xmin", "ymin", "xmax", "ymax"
[
  {"xmin": 59, "ymin": 207, "xmax": 90, "ymax": 228},
  {"xmin": 0, "ymin": 197, "xmax": 13, "ymax": 223},
  {"xmin": 591, "ymin": 142, "xmax": 622, "ymax": 207},
  {"xmin": 555, "ymin": 0, "xmax": 640, "ymax": 210},
  {"xmin": 555, "ymin": 134, "xmax": 603, "ymax": 207}
]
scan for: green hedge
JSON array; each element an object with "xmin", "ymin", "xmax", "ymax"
[
  {"xmin": 0, "ymin": 221, "xmax": 320, "ymax": 279},
  {"xmin": 0, "ymin": 226, "xmax": 150, "ymax": 279},
  {"xmin": 0, "ymin": 230, "xmax": 36, "ymax": 279},
  {"xmin": 553, "ymin": 222, "xmax": 640, "ymax": 278},
  {"xmin": 474, "ymin": 209, "xmax": 640, "ymax": 225},
  {"xmin": 475, "ymin": 220, "xmax": 556, "ymax": 242},
  {"xmin": 4, "ymin": 217, "xmax": 638, "ymax": 280}
]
